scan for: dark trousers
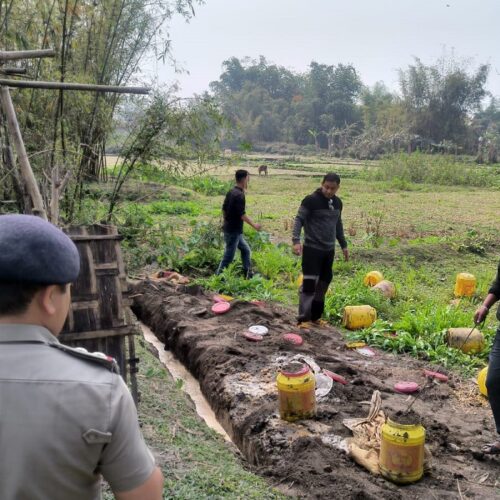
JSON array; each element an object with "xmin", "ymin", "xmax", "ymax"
[
  {"xmin": 216, "ymin": 232, "xmax": 251, "ymax": 276},
  {"xmin": 486, "ymin": 327, "xmax": 500, "ymax": 435},
  {"xmin": 298, "ymin": 246, "xmax": 334, "ymax": 322}
]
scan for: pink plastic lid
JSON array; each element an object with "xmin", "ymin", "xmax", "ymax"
[
  {"xmin": 283, "ymin": 333, "xmax": 304, "ymax": 346},
  {"xmin": 394, "ymin": 381, "xmax": 420, "ymax": 394},
  {"xmin": 423, "ymin": 370, "xmax": 448, "ymax": 382},
  {"xmin": 243, "ymin": 331, "xmax": 263, "ymax": 342},
  {"xmin": 211, "ymin": 301, "xmax": 230, "ymax": 314},
  {"xmin": 323, "ymin": 370, "xmax": 348, "ymax": 385}
]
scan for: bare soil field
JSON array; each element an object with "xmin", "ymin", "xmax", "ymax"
[{"xmin": 132, "ymin": 280, "xmax": 500, "ymax": 499}]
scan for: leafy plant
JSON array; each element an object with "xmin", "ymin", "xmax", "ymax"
[
  {"xmin": 346, "ymin": 314, "xmax": 492, "ymax": 375},
  {"xmin": 454, "ymin": 229, "xmax": 494, "ymax": 256},
  {"xmin": 197, "ymin": 264, "xmax": 286, "ymax": 302},
  {"xmin": 243, "ymin": 229, "xmax": 271, "ymax": 251},
  {"xmin": 253, "ymin": 243, "xmax": 300, "ymax": 281},
  {"xmin": 185, "ymin": 176, "xmax": 232, "ymax": 196}
]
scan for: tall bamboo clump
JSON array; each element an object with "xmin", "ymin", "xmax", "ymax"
[{"xmin": 0, "ymin": 0, "xmax": 200, "ymax": 220}]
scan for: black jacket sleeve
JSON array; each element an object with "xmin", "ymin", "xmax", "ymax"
[{"xmin": 489, "ymin": 260, "xmax": 500, "ymax": 298}]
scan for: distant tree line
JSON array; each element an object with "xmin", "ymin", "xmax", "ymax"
[{"xmin": 209, "ymin": 55, "xmax": 499, "ymax": 161}]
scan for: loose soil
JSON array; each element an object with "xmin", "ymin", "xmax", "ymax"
[{"xmin": 132, "ymin": 280, "xmax": 500, "ymax": 499}]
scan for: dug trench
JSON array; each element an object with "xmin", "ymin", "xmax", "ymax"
[{"xmin": 132, "ymin": 279, "xmax": 500, "ymax": 499}]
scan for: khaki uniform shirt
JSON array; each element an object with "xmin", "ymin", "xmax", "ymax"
[{"xmin": 0, "ymin": 324, "xmax": 156, "ymax": 500}]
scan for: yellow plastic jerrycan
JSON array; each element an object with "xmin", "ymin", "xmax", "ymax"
[
  {"xmin": 379, "ymin": 418, "xmax": 426, "ymax": 484},
  {"xmin": 363, "ymin": 271, "xmax": 384, "ymax": 287},
  {"xmin": 342, "ymin": 305, "xmax": 377, "ymax": 330},
  {"xmin": 454, "ymin": 273, "xmax": 476, "ymax": 297},
  {"xmin": 276, "ymin": 363, "xmax": 316, "ymax": 422},
  {"xmin": 446, "ymin": 327, "xmax": 484, "ymax": 354},
  {"xmin": 478, "ymin": 366, "xmax": 488, "ymax": 397},
  {"xmin": 296, "ymin": 273, "xmax": 303, "ymax": 288}
]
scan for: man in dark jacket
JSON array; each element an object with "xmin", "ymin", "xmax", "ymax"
[
  {"xmin": 292, "ymin": 173, "xmax": 349, "ymax": 325},
  {"xmin": 474, "ymin": 259, "xmax": 500, "ymax": 454},
  {"xmin": 216, "ymin": 169, "xmax": 261, "ymax": 277}
]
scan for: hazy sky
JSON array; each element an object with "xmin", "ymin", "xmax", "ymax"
[{"xmin": 146, "ymin": 0, "xmax": 500, "ymax": 99}]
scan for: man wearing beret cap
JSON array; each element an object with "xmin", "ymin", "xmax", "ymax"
[{"xmin": 0, "ymin": 214, "xmax": 163, "ymax": 500}]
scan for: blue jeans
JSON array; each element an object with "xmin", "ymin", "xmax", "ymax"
[
  {"xmin": 216, "ymin": 232, "xmax": 251, "ymax": 276},
  {"xmin": 487, "ymin": 327, "xmax": 500, "ymax": 435}
]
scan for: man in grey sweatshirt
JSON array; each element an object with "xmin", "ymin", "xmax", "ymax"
[{"xmin": 292, "ymin": 173, "xmax": 349, "ymax": 324}]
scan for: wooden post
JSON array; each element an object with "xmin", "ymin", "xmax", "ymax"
[{"xmin": 0, "ymin": 86, "xmax": 47, "ymax": 219}]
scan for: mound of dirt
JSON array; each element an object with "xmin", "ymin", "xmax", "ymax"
[{"xmin": 132, "ymin": 280, "xmax": 499, "ymax": 499}]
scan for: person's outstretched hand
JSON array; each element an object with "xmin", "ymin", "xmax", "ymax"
[{"xmin": 474, "ymin": 305, "xmax": 489, "ymax": 324}]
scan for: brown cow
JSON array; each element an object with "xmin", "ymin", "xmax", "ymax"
[{"xmin": 258, "ymin": 164, "xmax": 268, "ymax": 176}]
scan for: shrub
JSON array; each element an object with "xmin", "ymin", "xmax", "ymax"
[{"xmin": 370, "ymin": 152, "xmax": 497, "ymax": 187}]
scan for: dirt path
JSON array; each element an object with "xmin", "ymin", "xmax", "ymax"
[{"xmin": 132, "ymin": 280, "xmax": 500, "ymax": 499}]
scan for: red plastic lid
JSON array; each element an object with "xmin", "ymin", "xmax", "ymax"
[
  {"xmin": 211, "ymin": 301, "xmax": 230, "ymax": 314},
  {"xmin": 281, "ymin": 363, "xmax": 309, "ymax": 377},
  {"xmin": 243, "ymin": 331, "xmax": 263, "ymax": 342},
  {"xmin": 423, "ymin": 370, "xmax": 448, "ymax": 382},
  {"xmin": 323, "ymin": 370, "xmax": 348, "ymax": 385},
  {"xmin": 394, "ymin": 381, "xmax": 420, "ymax": 394},
  {"xmin": 283, "ymin": 333, "xmax": 304, "ymax": 346}
]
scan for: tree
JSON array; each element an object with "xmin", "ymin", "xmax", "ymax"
[
  {"xmin": 399, "ymin": 56, "xmax": 489, "ymax": 145},
  {"xmin": 107, "ymin": 91, "xmax": 225, "ymax": 219}
]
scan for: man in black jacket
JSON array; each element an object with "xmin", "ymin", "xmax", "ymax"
[
  {"xmin": 216, "ymin": 169, "xmax": 261, "ymax": 277},
  {"xmin": 474, "ymin": 259, "xmax": 500, "ymax": 454},
  {"xmin": 292, "ymin": 173, "xmax": 349, "ymax": 325}
]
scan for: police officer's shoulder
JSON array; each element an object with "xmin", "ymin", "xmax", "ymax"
[{"xmin": 50, "ymin": 342, "xmax": 120, "ymax": 373}]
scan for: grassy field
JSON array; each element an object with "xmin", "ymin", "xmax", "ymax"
[
  {"xmin": 88, "ymin": 155, "xmax": 500, "ymax": 368},
  {"xmin": 89, "ymin": 153, "xmax": 499, "ymax": 496}
]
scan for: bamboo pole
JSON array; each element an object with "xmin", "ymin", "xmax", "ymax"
[
  {"xmin": 0, "ymin": 86, "xmax": 47, "ymax": 219},
  {"xmin": 50, "ymin": 165, "xmax": 71, "ymax": 224},
  {"xmin": 1, "ymin": 67, "xmax": 27, "ymax": 75},
  {"xmin": 0, "ymin": 49, "xmax": 55, "ymax": 62},
  {"xmin": 0, "ymin": 79, "xmax": 150, "ymax": 94}
]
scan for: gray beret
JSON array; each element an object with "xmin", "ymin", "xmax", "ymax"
[{"xmin": 0, "ymin": 214, "xmax": 80, "ymax": 284}]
